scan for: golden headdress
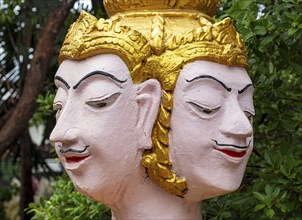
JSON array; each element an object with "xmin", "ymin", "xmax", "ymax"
[
  {"xmin": 135, "ymin": 17, "xmax": 248, "ymax": 90},
  {"xmin": 59, "ymin": 11, "xmax": 151, "ymax": 74},
  {"xmin": 104, "ymin": 0, "xmax": 220, "ymax": 17}
]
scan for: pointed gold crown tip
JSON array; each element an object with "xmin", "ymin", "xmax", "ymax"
[{"xmin": 104, "ymin": 0, "xmax": 220, "ymax": 17}]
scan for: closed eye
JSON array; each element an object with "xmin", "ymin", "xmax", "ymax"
[
  {"xmin": 86, "ymin": 92, "xmax": 121, "ymax": 109},
  {"xmin": 86, "ymin": 100, "xmax": 107, "ymax": 108},
  {"xmin": 244, "ymin": 110, "xmax": 254, "ymax": 123},
  {"xmin": 53, "ymin": 102, "xmax": 63, "ymax": 118},
  {"xmin": 186, "ymin": 101, "xmax": 220, "ymax": 115}
]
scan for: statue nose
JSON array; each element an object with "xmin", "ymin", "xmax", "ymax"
[
  {"xmin": 219, "ymin": 100, "xmax": 253, "ymax": 139},
  {"xmin": 50, "ymin": 125, "xmax": 80, "ymax": 143},
  {"xmin": 50, "ymin": 97, "xmax": 81, "ymax": 143},
  {"xmin": 220, "ymin": 119, "xmax": 253, "ymax": 138},
  {"xmin": 50, "ymin": 106, "xmax": 79, "ymax": 144}
]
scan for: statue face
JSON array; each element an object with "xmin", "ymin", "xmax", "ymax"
[
  {"xmin": 49, "ymin": 54, "xmax": 160, "ymax": 205},
  {"xmin": 169, "ymin": 60, "xmax": 254, "ymax": 201}
]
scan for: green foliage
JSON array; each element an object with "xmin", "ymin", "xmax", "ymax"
[
  {"xmin": 30, "ymin": 92, "xmax": 55, "ymax": 126},
  {"xmin": 202, "ymin": 0, "xmax": 302, "ymax": 219},
  {"xmin": 0, "ymin": 0, "xmax": 22, "ymax": 24},
  {"xmin": 27, "ymin": 174, "xmax": 111, "ymax": 220},
  {"xmin": 0, "ymin": 160, "xmax": 21, "ymax": 219}
]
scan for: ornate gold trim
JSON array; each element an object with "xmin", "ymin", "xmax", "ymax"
[
  {"xmin": 104, "ymin": 0, "xmax": 220, "ymax": 17},
  {"xmin": 59, "ymin": 11, "xmax": 151, "ymax": 74}
]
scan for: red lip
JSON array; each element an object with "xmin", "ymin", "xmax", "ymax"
[
  {"xmin": 65, "ymin": 155, "xmax": 90, "ymax": 163},
  {"xmin": 215, "ymin": 149, "xmax": 246, "ymax": 158}
]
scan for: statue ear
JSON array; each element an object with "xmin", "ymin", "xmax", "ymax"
[{"xmin": 135, "ymin": 79, "xmax": 161, "ymax": 149}]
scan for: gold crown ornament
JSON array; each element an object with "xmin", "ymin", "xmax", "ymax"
[
  {"xmin": 103, "ymin": 0, "xmax": 220, "ymax": 53},
  {"xmin": 104, "ymin": 0, "xmax": 220, "ymax": 17},
  {"xmin": 135, "ymin": 17, "xmax": 248, "ymax": 90},
  {"xmin": 166, "ymin": 17, "xmax": 247, "ymax": 69},
  {"xmin": 59, "ymin": 11, "xmax": 151, "ymax": 74}
]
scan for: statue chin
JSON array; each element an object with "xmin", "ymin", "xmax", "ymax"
[{"xmin": 183, "ymin": 160, "xmax": 249, "ymax": 202}]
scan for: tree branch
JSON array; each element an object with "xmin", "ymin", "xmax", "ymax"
[
  {"xmin": 0, "ymin": 0, "xmax": 76, "ymax": 156},
  {"xmin": 6, "ymin": 25, "xmax": 20, "ymax": 61}
]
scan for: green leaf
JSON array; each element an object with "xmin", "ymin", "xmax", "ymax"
[
  {"xmin": 265, "ymin": 208, "xmax": 275, "ymax": 219},
  {"xmin": 238, "ymin": 0, "xmax": 252, "ymax": 9},
  {"xmin": 261, "ymin": 35, "xmax": 275, "ymax": 46},
  {"xmin": 255, "ymin": 204, "xmax": 266, "ymax": 211},
  {"xmin": 292, "ymin": 63, "xmax": 302, "ymax": 74},
  {"xmin": 280, "ymin": 191, "xmax": 287, "ymax": 200},
  {"xmin": 40, "ymin": 197, "xmax": 45, "ymax": 208},
  {"xmin": 288, "ymin": 27, "xmax": 298, "ymax": 36},
  {"xmin": 272, "ymin": 187, "xmax": 280, "ymax": 198},
  {"xmin": 253, "ymin": 192, "xmax": 265, "ymax": 202},
  {"xmin": 265, "ymin": 185, "xmax": 273, "ymax": 196},
  {"xmin": 264, "ymin": 152, "xmax": 273, "ymax": 166}
]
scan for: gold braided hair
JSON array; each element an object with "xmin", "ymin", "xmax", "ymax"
[
  {"xmin": 139, "ymin": 17, "xmax": 248, "ymax": 197},
  {"xmin": 102, "ymin": 0, "xmax": 248, "ymax": 197}
]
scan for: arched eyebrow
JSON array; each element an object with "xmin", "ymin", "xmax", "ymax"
[
  {"xmin": 238, "ymin": 84, "xmax": 253, "ymax": 94},
  {"xmin": 73, "ymin": 70, "xmax": 128, "ymax": 90},
  {"xmin": 186, "ymin": 75, "xmax": 232, "ymax": 92},
  {"xmin": 54, "ymin": 76, "xmax": 70, "ymax": 89}
]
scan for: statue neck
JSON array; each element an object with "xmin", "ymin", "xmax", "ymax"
[{"xmin": 110, "ymin": 166, "xmax": 202, "ymax": 219}]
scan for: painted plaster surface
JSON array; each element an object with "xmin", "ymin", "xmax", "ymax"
[
  {"xmin": 50, "ymin": 0, "xmax": 255, "ymax": 218},
  {"xmin": 170, "ymin": 60, "xmax": 254, "ymax": 202},
  {"xmin": 50, "ymin": 54, "xmax": 162, "ymax": 206},
  {"xmin": 50, "ymin": 54, "xmax": 205, "ymax": 219},
  {"xmin": 50, "ymin": 56, "xmax": 254, "ymax": 219}
]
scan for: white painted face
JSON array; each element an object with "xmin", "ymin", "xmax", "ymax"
[
  {"xmin": 49, "ymin": 54, "xmax": 160, "ymax": 205},
  {"xmin": 169, "ymin": 60, "xmax": 254, "ymax": 202}
]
